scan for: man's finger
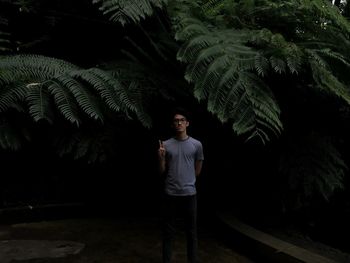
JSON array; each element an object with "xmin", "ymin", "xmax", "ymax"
[{"xmin": 159, "ymin": 140, "xmax": 163, "ymax": 147}]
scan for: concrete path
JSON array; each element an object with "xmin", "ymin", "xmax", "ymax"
[
  {"xmin": 217, "ymin": 213, "xmax": 348, "ymax": 263},
  {"xmin": 0, "ymin": 217, "xmax": 254, "ymax": 263}
]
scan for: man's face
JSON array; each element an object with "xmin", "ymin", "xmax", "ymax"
[{"xmin": 172, "ymin": 114, "xmax": 189, "ymax": 132}]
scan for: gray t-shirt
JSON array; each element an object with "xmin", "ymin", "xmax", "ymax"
[{"xmin": 163, "ymin": 136, "xmax": 204, "ymax": 196}]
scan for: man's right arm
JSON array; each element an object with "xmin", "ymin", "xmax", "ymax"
[
  {"xmin": 159, "ymin": 156, "xmax": 166, "ymax": 174},
  {"xmin": 158, "ymin": 140, "xmax": 166, "ymax": 174}
]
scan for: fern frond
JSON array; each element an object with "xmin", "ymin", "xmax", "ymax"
[
  {"xmin": 54, "ymin": 131, "xmax": 92, "ymax": 161},
  {"xmin": 175, "ymin": 18, "xmax": 210, "ymax": 41},
  {"xmin": 48, "ymin": 81, "xmax": 81, "ymax": 126},
  {"xmin": 74, "ymin": 135, "xmax": 92, "ymax": 160},
  {"xmin": 0, "ymin": 55, "xmax": 86, "ymax": 124},
  {"xmin": 310, "ymin": 61, "xmax": 350, "ymax": 105},
  {"xmin": 233, "ymin": 72, "xmax": 282, "ymax": 139},
  {"xmin": 55, "ymin": 74, "xmax": 104, "ymax": 122},
  {"xmin": 92, "ymin": 0, "xmax": 167, "ymax": 26},
  {"xmin": 70, "ymin": 67, "xmax": 152, "ymax": 128},
  {"xmin": 247, "ymin": 28, "xmax": 305, "ymax": 75},
  {"xmin": 0, "ymin": 55, "xmax": 78, "ymax": 78},
  {"xmin": 203, "ymin": 64, "xmax": 282, "ymax": 143},
  {"xmin": 201, "ymin": 0, "xmax": 222, "ymax": 12},
  {"xmin": 126, "ymin": 80, "xmax": 153, "ymax": 128},
  {"xmin": 307, "ymin": 0, "xmax": 350, "ymax": 33},
  {"xmin": 26, "ymin": 83, "xmax": 54, "ymax": 123},
  {"xmin": 0, "ymin": 84, "xmax": 28, "ymax": 112},
  {"xmin": 179, "ymin": 30, "xmax": 257, "ymax": 83},
  {"xmin": 53, "ymin": 127, "xmax": 118, "ymax": 163},
  {"xmin": 0, "ymin": 55, "xmax": 150, "ymax": 126},
  {"xmin": 70, "ymin": 69, "xmax": 123, "ymax": 112},
  {"xmin": 106, "ymin": 59, "xmax": 184, "ymax": 127},
  {"xmin": 0, "ymin": 31, "xmax": 11, "ymax": 53},
  {"xmin": 194, "ymin": 54, "xmax": 230, "ymax": 100},
  {"xmin": 0, "ymin": 15, "xmax": 11, "ymax": 53},
  {"xmin": 0, "ymin": 121, "xmax": 23, "ymax": 151},
  {"xmin": 280, "ymin": 133, "xmax": 347, "ymax": 206},
  {"xmin": 305, "ymin": 49, "xmax": 327, "ymax": 68},
  {"xmin": 176, "ymin": 22, "xmax": 283, "ymax": 142},
  {"xmin": 177, "ymin": 34, "xmax": 218, "ymax": 63},
  {"xmin": 317, "ymin": 48, "xmax": 350, "ymax": 69},
  {"xmin": 285, "ymin": 43, "xmax": 303, "ymax": 74},
  {"xmin": 270, "ymin": 56, "xmax": 286, "ymax": 74},
  {"xmin": 254, "ymin": 52, "xmax": 269, "ymax": 76}
]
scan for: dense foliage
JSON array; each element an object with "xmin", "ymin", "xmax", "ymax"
[{"xmin": 1, "ymin": 0, "xmax": 350, "ymax": 211}]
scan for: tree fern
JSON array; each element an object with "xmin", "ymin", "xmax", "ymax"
[
  {"xmin": 175, "ymin": 20, "xmax": 284, "ymax": 143},
  {"xmin": 166, "ymin": 0, "xmax": 350, "ymax": 209},
  {"xmin": 0, "ymin": 55, "xmax": 80, "ymax": 124},
  {"xmin": 0, "ymin": 55, "xmax": 155, "ymax": 127},
  {"xmin": 0, "ymin": 53, "xmax": 165, "ymax": 158},
  {"xmin": 169, "ymin": 0, "xmax": 350, "ymax": 144}
]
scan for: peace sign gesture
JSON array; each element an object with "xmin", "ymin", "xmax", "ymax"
[{"xmin": 158, "ymin": 140, "xmax": 166, "ymax": 159}]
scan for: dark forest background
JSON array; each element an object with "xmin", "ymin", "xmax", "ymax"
[{"xmin": 1, "ymin": 0, "xmax": 350, "ymax": 254}]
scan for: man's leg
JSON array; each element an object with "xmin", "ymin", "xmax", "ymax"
[
  {"xmin": 185, "ymin": 195, "xmax": 198, "ymax": 263},
  {"xmin": 162, "ymin": 195, "xmax": 176, "ymax": 263}
]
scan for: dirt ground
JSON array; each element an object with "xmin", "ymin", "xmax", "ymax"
[{"xmin": 0, "ymin": 216, "xmax": 255, "ymax": 263}]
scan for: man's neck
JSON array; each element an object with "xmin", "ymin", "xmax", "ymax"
[{"xmin": 175, "ymin": 132, "xmax": 189, "ymax": 141}]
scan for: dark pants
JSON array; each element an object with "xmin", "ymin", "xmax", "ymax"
[{"xmin": 162, "ymin": 194, "xmax": 198, "ymax": 263}]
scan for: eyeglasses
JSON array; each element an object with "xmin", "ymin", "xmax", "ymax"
[{"xmin": 173, "ymin": 118, "xmax": 187, "ymax": 124}]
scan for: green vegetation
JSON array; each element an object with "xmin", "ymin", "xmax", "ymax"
[{"xmin": 0, "ymin": 0, "xmax": 350, "ymax": 213}]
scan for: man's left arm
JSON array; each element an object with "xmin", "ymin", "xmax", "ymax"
[
  {"xmin": 195, "ymin": 160, "xmax": 203, "ymax": 177},
  {"xmin": 195, "ymin": 141, "xmax": 204, "ymax": 177}
]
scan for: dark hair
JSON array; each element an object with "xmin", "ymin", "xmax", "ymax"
[{"xmin": 171, "ymin": 106, "xmax": 190, "ymax": 121}]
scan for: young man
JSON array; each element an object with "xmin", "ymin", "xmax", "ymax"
[{"xmin": 158, "ymin": 108, "xmax": 204, "ymax": 263}]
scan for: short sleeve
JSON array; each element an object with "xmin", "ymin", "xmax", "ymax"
[{"xmin": 195, "ymin": 142, "xmax": 204, "ymax": 161}]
